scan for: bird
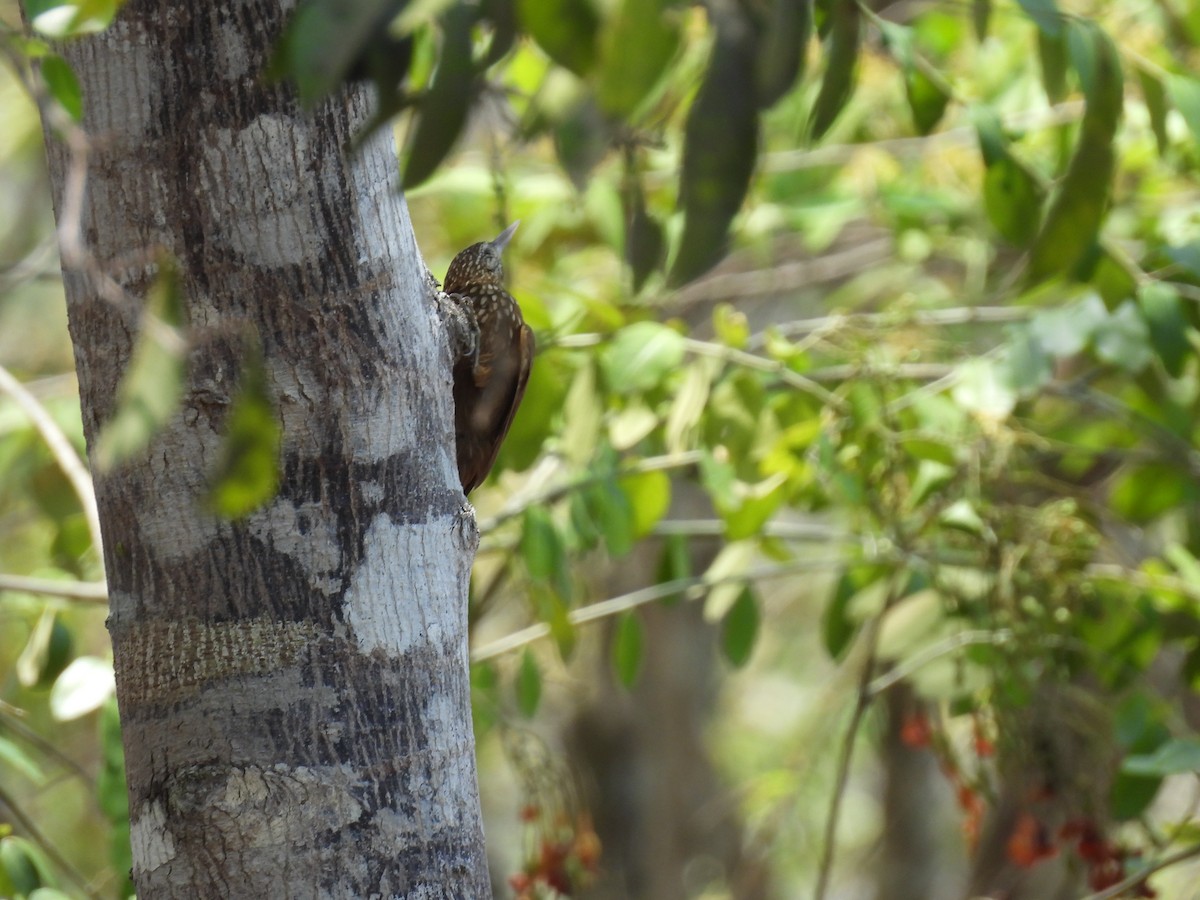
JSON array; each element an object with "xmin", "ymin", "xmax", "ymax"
[{"xmin": 443, "ymin": 221, "xmax": 534, "ymax": 495}]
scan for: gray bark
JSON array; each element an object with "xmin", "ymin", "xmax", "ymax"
[{"xmin": 39, "ymin": 0, "xmax": 490, "ymax": 896}]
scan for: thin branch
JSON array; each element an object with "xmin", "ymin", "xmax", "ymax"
[
  {"xmin": 0, "ymin": 363, "xmax": 103, "ymax": 562},
  {"xmin": 682, "ymin": 337, "xmax": 845, "ymax": 408},
  {"xmin": 750, "ymin": 305, "xmax": 1033, "ymax": 349},
  {"xmin": 867, "ymin": 629, "xmax": 1014, "ymax": 697},
  {"xmin": 0, "ymin": 574, "xmax": 108, "ymax": 603},
  {"xmin": 0, "ymin": 782, "xmax": 102, "ymax": 900},
  {"xmin": 478, "ymin": 451, "xmax": 705, "ymax": 533},
  {"xmin": 814, "ymin": 577, "xmax": 904, "ymax": 900},
  {"xmin": 470, "ymin": 557, "xmax": 849, "ymax": 662},
  {"xmin": 667, "ymin": 236, "xmax": 894, "ymax": 310},
  {"xmin": 1081, "ymin": 841, "xmax": 1200, "ymax": 900}
]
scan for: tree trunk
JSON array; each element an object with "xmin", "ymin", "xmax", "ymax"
[{"xmin": 38, "ymin": 0, "xmax": 491, "ymax": 895}]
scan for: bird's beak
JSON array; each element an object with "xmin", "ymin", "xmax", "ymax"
[{"xmin": 490, "ymin": 221, "xmax": 520, "ymax": 252}]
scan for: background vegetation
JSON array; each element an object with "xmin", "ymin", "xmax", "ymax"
[{"xmin": 4, "ymin": 0, "xmax": 1200, "ymax": 896}]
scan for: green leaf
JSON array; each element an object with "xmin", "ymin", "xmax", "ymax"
[
  {"xmin": 586, "ymin": 478, "xmax": 635, "ymax": 558},
  {"xmin": 753, "ymin": 0, "xmax": 812, "ymax": 108},
  {"xmin": 207, "ymin": 344, "xmax": 282, "ymax": 519},
  {"xmin": 40, "ymin": 54, "xmax": 82, "ymax": 121},
  {"xmin": 665, "ymin": 361, "xmax": 712, "ymax": 454},
  {"xmin": 1026, "ymin": 21, "xmax": 1122, "ymax": 284},
  {"xmin": 1166, "ymin": 75, "xmax": 1200, "ymax": 150},
  {"xmin": 25, "ymin": 0, "xmax": 124, "ymax": 37},
  {"xmin": 49, "ymin": 656, "xmax": 114, "ymax": 721},
  {"xmin": 1123, "ymin": 737, "xmax": 1200, "ymax": 776},
  {"xmin": 0, "ymin": 736, "xmax": 43, "ymax": 783},
  {"xmin": 721, "ymin": 587, "xmax": 759, "ymax": 667},
  {"xmin": 983, "ymin": 155, "xmax": 1045, "ymax": 246},
  {"xmin": 272, "ymin": 0, "xmax": 400, "ymax": 105},
  {"xmin": 669, "ymin": 9, "xmax": 759, "ymax": 285},
  {"xmin": 517, "ymin": 0, "xmax": 598, "ymax": 76},
  {"xmin": 1138, "ymin": 67, "xmax": 1169, "ymax": 156},
  {"xmin": 807, "ymin": 0, "xmax": 859, "ymax": 140},
  {"xmin": 515, "ymin": 648, "xmax": 542, "ymax": 717},
  {"xmin": 952, "ymin": 358, "xmax": 1016, "ymax": 421},
  {"xmin": 402, "ymin": 3, "xmax": 479, "ymax": 188},
  {"xmin": 1, "ymin": 836, "xmax": 47, "ymax": 895},
  {"xmin": 1015, "ymin": 0, "xmax": 1062, "ymax": 37},
  {"xmin": 1139, "ymin": 283, "xmax": 1190, "ymax": 377},
  {"xmin": 555, "ymin": 97, "xmax": 612, "ymax": 189},
  {"xmin": 1029, "ymin": 293, "xmax": 1107, "ymax": 357},
  {"xmin": 972, "ymin": 0, "xmax": 990, "ymax": 40},
  {"xmin": 620, "ymin": 469, "xmax": 670, "ymax": 538},
  {"xmin": 1093, "ymin": 301, "xmax": 1152, "ymax": 373},
  {"xmin": 601, "ymin": 322, "xmax": 686, "ymax": 394},
  {"xmin": 596, "ymin": 0, "xmax": 680, "ymax": 119},
  {"xmin": 1036, "ymin": 29, "xmax": 1068, "ymax": 103},
  {"xmin": 612, "ymin": 611, "xmax": 644, "ymax": 687},
  {"xmin": 625, "ymin": 188, "xmax": 666, "ymax": 292},
  {"xmin": 656, "ymin": 533, "xmax": 691, "ymax": 605},
  {"xmin": 904, "ymin": 64, "xmax": 949, "ymax": 136},
  {"xmin": 823, "ymin": 566, "xmax": 882, "ymax": 658},
  {"xmin": 93, "ymin": 260, "xmax": 186, "ymax": 471},
  {"xmin": 521, "ymin": 506, "xmax": 565, "ymax": 581},
  {"xmin": 1110, "ymin": 463, "xmax": 1197, "ymax": 523}
]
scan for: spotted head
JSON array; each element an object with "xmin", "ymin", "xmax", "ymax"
[{"xmin": 444, "ymin": 221, "xmax": 519, "ymax": 294}]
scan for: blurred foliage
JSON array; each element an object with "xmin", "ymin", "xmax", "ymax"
[{"xmin": 6, "ymin": 0, "xmax": 1200, "ymax": 896}]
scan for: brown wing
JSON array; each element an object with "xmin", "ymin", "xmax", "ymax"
[{"xmin": 456, "ymin": 323, "xmax": 534, "ymax": 494}]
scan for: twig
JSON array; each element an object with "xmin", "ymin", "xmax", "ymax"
[
  {"xmin": 0, "ymin": 574, "xmax": 108, "ymax": 603},
  {"xmin": 866, "ymin": 628, "xmax": 1014, "ymax": 697},
  {"xmin": 0, "ymin": 363, "xmax": 103, "ymax": 563},
  {"xmin": 814, "ymin": 577, "xmax": 903, "ymax": 900},
  {"xmin": 478, "ymin": 450, "xmax": 705, "ymax": 533},
  {"xmin": 0, "ymin": 781, "xmax": 103, "ymax": 900},
  {"xmin": 751, "ymin": 305, "xmax": 1033, "ymax": 349},
  {"xmin": 682, "ymin": 337, "xmax": 845, "ymax": 408},
  {"xmin": 470, "ymin": 557, "xmax": 850, "ymax": 662},
  {"xmin": 1081, "ymin": 841, "xmax": 1200, "ymax": 900}
]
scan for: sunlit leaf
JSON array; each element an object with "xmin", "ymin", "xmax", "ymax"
[
  {"xmin": 952, "ymin": 358, "xmax": 1016, "ymax": 421},
  {"xmin": 207, "ymin": 343, "xmax": 281, "ymax": 519},
  {"xmin": 721, "ymin": 587, "xmax": 759, "ymax": 667},
  {"xmin": 601, "ymin": 322, "xmax": 686, "ymax": 394},
  {"xmin": 26, "ymin": 0, "xmax": 124, "ymax": 37},
  {"xmin": 1166, "ymin": 75, "xmax": 1200, "ymax": 150},
  {"xmin": 619, "ymin": 469, "xmax": 670, "ymax": 538},
  {"xmin": 612, "ymin": 611, "xmax": 644, "ymax": 687},
  {"xmin": 597, "ymin": 0, "xmax": 680, "ymax": 119},
  {"xmin": 1093, "ymin": 301, "xmax": 1152, "ymax": 373},
  {"xmin": 1029, "ymin": 294, "xmax": 1107, "ymax": 357},
  {"xmin": 983, "ymin": 155, "xmax": 1044, "ymax": 246},
  {"xmin": 93, "ymin": 259, "xmax": 186, "ymax": 471},
  {"xmin": 905, "ymin": 64, "xmax": 949, "ymax": 135},
  {"xmin": 1110, "ymin": 463, "xmax": 1197, "ymax": 523},
  {"xmin": 49, "ymin": 656, "xmax": 115, "ymax": 721}
]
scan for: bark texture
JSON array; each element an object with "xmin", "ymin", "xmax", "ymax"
[{"xmin": 41, "ymin": 1, "xmax": 490, "ymax": 896}]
